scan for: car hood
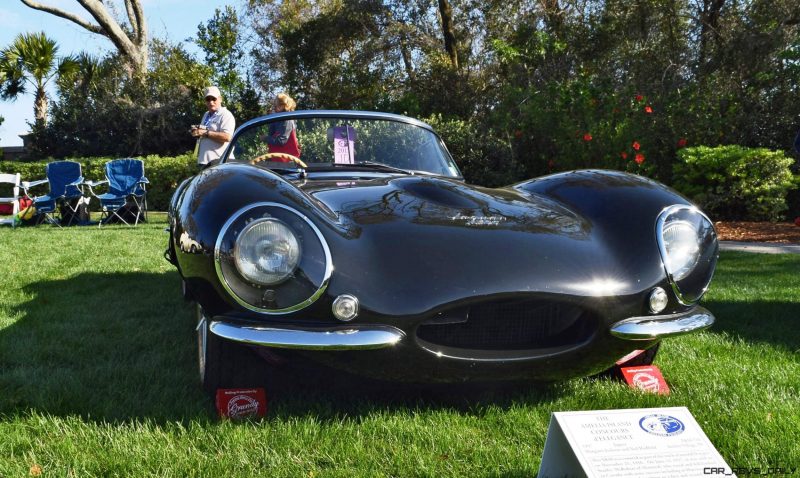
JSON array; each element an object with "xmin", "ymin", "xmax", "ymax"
[
  {"xmin": 295, "ymin": 174, "xmax": 666, "ymax": 315},
  {"xmin": 301, "ymin": 175, "xmax": 587, "ymax": 236}
]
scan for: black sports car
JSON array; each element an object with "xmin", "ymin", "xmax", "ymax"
[{"xmin": 166, "ymin": 111, "xmax": 718, "ymax": 392}]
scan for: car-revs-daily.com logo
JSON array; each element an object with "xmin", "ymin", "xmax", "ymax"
[{"xmin": 704, "ymin": 466, "xmax": 797, "ymax": 476}]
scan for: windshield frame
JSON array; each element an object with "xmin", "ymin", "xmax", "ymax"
[{"xmin": 221, "ymin": 110, "xmax": 463, "ymax": 179}]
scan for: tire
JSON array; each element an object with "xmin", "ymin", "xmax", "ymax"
[{"xmin": 196, "ymin": 304, "xmax": 264, "ymax": 395}]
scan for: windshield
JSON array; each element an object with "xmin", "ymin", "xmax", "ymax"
[{"xmin": 225, "ymin": 113, "xmax": 462, "ymax": 178}]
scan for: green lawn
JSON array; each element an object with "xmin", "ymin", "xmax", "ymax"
[{"xmin": 0, "ymin": 216, "xmax": 798, "ymax": 476}]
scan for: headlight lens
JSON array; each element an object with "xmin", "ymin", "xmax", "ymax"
[
  {"xmin": 234, "ymin": 219, "xmax": 301, "ymax": 285},
  {"xmin": 656, "ymin": 205, "xmax": 718, "ymax": 304},
  {"xmin": 661, "ymin": 220, "xmax": 700, "ymax": 281}
]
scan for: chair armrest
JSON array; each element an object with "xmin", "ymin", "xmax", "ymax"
[
  {"xmin": 21, "ymin": 179, "xmax": 48, "ymax": 189},
  {"xmin": 21, "ymin": 179, "xmax": 48, "ymax": 197},
  {"xmin": 85, "ymin": 179, "xmax": 109, "ymax": 188},
  {"xmin": 140, "ymin": 177, "xmax": 150, "ymax": 184},
  {"xmin": 68, "ymin": 176, "xmax": 85, "ymax": 187},
  {"xmin": 85, "ymin": 179, "xmax": 108, "ymax": 197}
]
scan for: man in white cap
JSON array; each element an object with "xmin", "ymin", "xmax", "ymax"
[{"xmin": 191, "ymin": 86, "xmax": 236, "ymax": 168}]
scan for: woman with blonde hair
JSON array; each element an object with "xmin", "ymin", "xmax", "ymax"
[{"xmin": 264, "ymin": 92, "xmax": 301, "ymax": 158}]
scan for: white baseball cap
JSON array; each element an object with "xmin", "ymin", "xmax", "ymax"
[{"xmin": 203, "ymin": 86, "xmax": 221, "ymax": 99}]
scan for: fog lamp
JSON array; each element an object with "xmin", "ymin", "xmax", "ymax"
[
  {"xmin": 332, "ymin": 294, "xmax": 359, "ymax": 321},
  {"xmin": 649, "ymin": 287, "xmax": 668, "ymax": 314}
]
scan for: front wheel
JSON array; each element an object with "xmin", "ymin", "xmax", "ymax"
[{"xmin": 196, "ymin": 304, "xmax": 264, "ymax": 395}]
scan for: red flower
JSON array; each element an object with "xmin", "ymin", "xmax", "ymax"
[
  {"xmin": 548, "ymin": 159, "xmax": 556, "ymax": 170},
  {"xmin": 620, "ymin": 152, "xmax": 628, "ymax": 160},
  {"xmin": 635, "ymin": 153, "xmax": 645, "ymax": 164},
  {"xmin": 635, "ymin": 94, "xmax": 644, "ymax": 102},
  {"xmin": 644, "ymin": 105, "xmax": 653, "ymax": 114},
  {"xmin": 632, "ymin": 141, "xmax": 641, "ymax": 151},
  {"xmin": 794, "ymin": 217, "xmax": 800, "ymax": 227},
  {"xmin": 583, "ymin": 133, "xmax": 593, "ymax": 141},
  {"xmin": 514, "ymin": 129, "xmax": 523, "ymax": 139},
  {"xmin": 677, "ymin": 138, "xmax": 687, "ymax": 148}
]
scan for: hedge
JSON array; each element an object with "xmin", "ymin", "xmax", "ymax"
[
  {"xmin": 673, "ymin": 145, "xmax": 796, "ymax": 222},
  {"xmin": 3, "ymin": 143, "xmax": 797, "ymax": 222},
  {"xmin": 0, "ymin": 153, "xmax": 196, "ymax": 211}
]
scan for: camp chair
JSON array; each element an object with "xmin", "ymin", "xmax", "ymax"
[
  {"xmin": 0, "ymin": 173, "xmax": 21, "ymax": 228},
  {"xmin": 21, "ymin": 161, "xmax": 86, "ymax": 226},
  {"xmin": 86, "ymin": 158, "xmax": 149, "ymax": 226}
]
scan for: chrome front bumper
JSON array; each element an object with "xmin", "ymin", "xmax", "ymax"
[
  {"xmin": 610, "ymin": 306, "xmax": 715, "ymax": 340},
  {"xmin": 210, "ymin": 321, "xmax": 405, "ymax": 350},
  {"xmin": 210, "ymin": 305, "xmax": 713, "ymax": 351}
]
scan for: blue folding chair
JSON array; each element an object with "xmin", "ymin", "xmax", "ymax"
[
  {"xmin": 86, "ymin": 158, "xmax": 149, "ymax": 226},
  {"xmin": 22, "ymin": 161, "xmax": 86, "ymax": 226}
]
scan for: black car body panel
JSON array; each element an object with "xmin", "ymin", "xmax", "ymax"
[{"xmin": 168, "ymin": 111, "xmax": 718, "ymax": 384}]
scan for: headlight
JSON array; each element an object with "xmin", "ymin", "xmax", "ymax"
[
  {"xmin": 661, "ymin": 220, "xmax": 699, "ymax": 280},
  {"xmin": 215, "ymin": 203, "xmax": 332, "ymax": 314},
  {"xmin": 656, "ymin": 205, "xmax": 718, "ymax": 304},
  {"xmin": 234, "ymin": 219, "xmax": 301, "ymax": 285}
]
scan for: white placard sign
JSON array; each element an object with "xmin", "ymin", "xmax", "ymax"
[{"xmin": 538, "ymin": 407, "xmax": 733, "ymax": 478}]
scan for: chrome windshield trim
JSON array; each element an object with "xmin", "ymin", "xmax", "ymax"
[
  {"xmin": 610, "ymin": 306, "xmax": 715, "ymax": 340},
  {"xmin": 209, "ymin": 321, "xmax": 405, "ymax": 350},
  {"xmin": 235, "ymin": 110, "xmax": 436, "ymax": 136}
]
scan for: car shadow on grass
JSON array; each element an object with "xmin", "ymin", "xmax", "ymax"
[
  {"xmin": 250, "ymin": 351, "xmax": 568, "ymax": 420},
  {"xmin": 702, "ymin": 299, "xmax": 800, "ymax": 352},
  {"xmin": 0, "ymin": 271, "xmax": 567, "ymax": 423},
  {"xmin": 703, "ymin": 251, "xmax": 800, "ymax": 351},
  {"xmin": 0, "ymin": 271, "xmax": 207, "ymax": 423}
]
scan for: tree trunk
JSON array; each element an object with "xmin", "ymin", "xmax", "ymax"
[
  {"xmin": 20, "ymin": 0, "xmax": 148, "ymax": 77},
  {"xmin": 34, "ymin": 87, "xmax": 48, "ymax": 126},
  {"xmin": 399, "ymin": 28, "xmax": 416, "ymax": 83},
  {"xmin": 437, "ymin": 0, "xmax": 459, "ymax": 69},
  {"xmin": 698, "ymin": 0, "xmax": 725, "ymax": 76}
]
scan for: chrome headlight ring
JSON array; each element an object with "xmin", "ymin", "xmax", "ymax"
[
  {"xmin": 656, "ymin": 205, "xmax": 718, "ymax": 305},
  {"xmin": 215, "ymin": 202, "xmax": 333, "ymax": 314}
]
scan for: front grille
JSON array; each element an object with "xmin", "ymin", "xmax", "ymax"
[{"xmin": 416, "ymin": 299, "xmax": 597, "ymax": 351}]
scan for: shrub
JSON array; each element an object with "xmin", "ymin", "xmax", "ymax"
[
  {"xmin": 0, "ymin": 153, "xmax": 195, "ymax": 211},
  {"xmin": 673, "ymin": 146, "xmax": 795, "ymax": 221},
  {"xmin": 424, "ymin": 114, "xmax": 525, "ymax": 187}
]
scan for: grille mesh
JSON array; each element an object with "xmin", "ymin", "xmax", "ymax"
[{"xmin": 416, "ymin": 300, "xmax": 596, "ymax": 350}]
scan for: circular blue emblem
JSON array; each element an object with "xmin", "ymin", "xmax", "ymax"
[{"xmin": 639, "ymin": 414, "xmax": 685, "ymax": 436}]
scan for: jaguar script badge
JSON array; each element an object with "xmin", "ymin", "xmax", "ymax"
[{"xmin": 451, "ymin": 214, "xmax": 505, "ymax": 226}]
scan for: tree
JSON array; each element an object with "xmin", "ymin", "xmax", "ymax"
[
  {"xmin": 0, "ymin": 32, "xmax": 76, "ymax": 126},
  {"xmin": 30, "ymin": 40, "xmax": 211, "ymax": 158},
  {"xmin": 19, "ymin": 0, "xmax": 148, "ymax": 76},
  {"xmin": 437, "ymin": 0, "xmax": 459, "ymax": 68},
  {"xmin": 195, "ymin": 6, "xmax": 245, "ymax": 103}
]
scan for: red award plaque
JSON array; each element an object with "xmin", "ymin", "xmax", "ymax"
[{"xmin": 215, "ymin": 388, "xmax": 268, "ymax": 420}]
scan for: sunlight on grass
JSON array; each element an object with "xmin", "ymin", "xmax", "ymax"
[{"xmin": 0, "ymin": 222, "xmax": 798, "ymax": 476}]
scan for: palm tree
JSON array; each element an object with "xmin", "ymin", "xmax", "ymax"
[{"xmin": 0, "ymin": 32, "xmax": 76, "ymax": 126}]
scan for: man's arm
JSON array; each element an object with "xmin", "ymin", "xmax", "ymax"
[
  {"xmin": 204, "ymin": 129, "xmax": 231, "ymax": 144},
  {"xmin": 206, "ymin": 110, "xmax": 235, "ymax": 144}
]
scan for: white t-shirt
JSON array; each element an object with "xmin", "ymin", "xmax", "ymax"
[{"xmin": 197, "ymin": 106, "xmax": 235, "ymax": 165}]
